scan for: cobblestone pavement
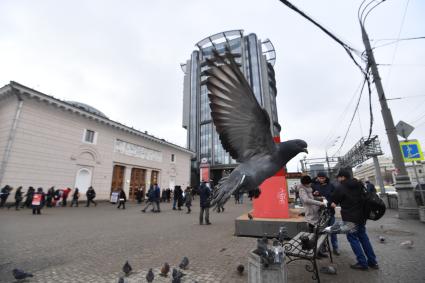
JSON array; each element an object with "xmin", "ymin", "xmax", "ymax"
[{"xmin": 0, "ymin": 201, "xmax": 424, "ymax": 283}]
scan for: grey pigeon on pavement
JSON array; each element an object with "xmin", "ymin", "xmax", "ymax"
[
  {"xmin": 122, "ymin": 261, "xmax": 132, "ymax": 276},
  {"xmin": 179, "ymin": 257, "xmax": 189, "ymax": 270},
  {"xmin": 204, "ymin": 49, "xmax": 308, "ymax": 209},
  {"xmin": 118, "ymin": 277, "xmax": 125, "ymax": 283},
  {"xmin": 146, "ymin": 268, "xmax": 154, "ymax": 283},
  {"xmin": 379, "ymin": 236, "xmax": 385, "ymax": 243},
  {"xmin": 172, "ymin": 268, "xmax": 186, "ymax": 280},
  {"xmin": 160, "ymin": 262, "xmax": 170, "ymax": 277},
  {"xmin": 237, "ymin": 264, "xmax": 244, "ymax": 275},
  {"xmin": 247, "ymin": 213, "xmax": 253, "ymax": 220},
  {"xmin": 320, "ymin": 266, "xmax": 337, "ymax": 275},
  {"xmin": 12, "ymin": 268, "xmax": 33, "ymax": 280}
]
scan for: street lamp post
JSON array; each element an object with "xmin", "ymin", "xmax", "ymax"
[{"xmin": 360, "ymin": 1, "xmax": 418, "ymax": 219}]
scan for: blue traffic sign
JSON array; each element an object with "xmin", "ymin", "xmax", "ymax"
[{"xmin": 400, "ymin": 140, "xmax": 424, "ymax": 162}]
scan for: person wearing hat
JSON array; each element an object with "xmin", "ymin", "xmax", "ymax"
[
  {"xmin": 298, "ymin": 175, "xmax": 328, "ymax": 258},
  {"xmin": 312, "ymin": 172, "xmax": 339, "ymax": 255},
  {"xmin": 331, "ymin": 170, "xmax": 378, "ymax": 270}
]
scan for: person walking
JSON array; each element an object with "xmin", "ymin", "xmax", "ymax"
[
  {"xmin": 184, "ymin": 186, "xmax": 192, "ymax": 213},
  {"xmin": 117, "ymin": 188, "xmax": 127, "ymax": 209},
  {"xmin": 141, "ymin": 185, "xmax": 155, "ymax": 213},
  {"xmin": 312, "ymin": 172, "xmax": 340, "ymax": 255},
  {"xmin": 173, "ymin": 186, "xmax": 183, "ymax": 210},
  {"xmin": 6, "ymin": 186, "xmax": 22, "ymax": 210},
  {"xmin": 31, "ymin": 187, "xmax": 45, "ymax": 215},
  {"xmin": 298, "ymin": 175, "xmax": 327, "ymax": 257},
  {"xmin": 46, "ymin": 186, "xmax": 55, "ymax": 208},
  {"xmin": 22, "ymin": 186, "xmax": 35, "ymax": 208},
  {"xmin": 0, "ymin": 185, "xmax": 12, "ymax": 208},
  {"xmin": 199, "ymin": 181, "xmax": 211, "ymax": 225},
  {"xmin": 62, "ymin": 187, "xmax": 71, "ymax": 207},
  {"xmin": 70, "ymin": 188, "xmax": 80, "ymax": 207},
  {"xmin": 153, "ymin": 183, "xmax": 161, "ymax": 212},
  {"xmin": 331, "ymin": 170, "xmax": 379, "ymax": 270},
  {"xmin": 86, "ymin": 186, "xmax": 97, "ymax": 207}
]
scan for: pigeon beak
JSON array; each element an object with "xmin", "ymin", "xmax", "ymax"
[{"xmin": 302, "ymin": 148, "xmax": 308, "ymax": 154}]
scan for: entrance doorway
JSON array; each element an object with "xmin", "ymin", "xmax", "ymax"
[
  {"xmin": 75, "ymin": 167, "xmax": 92, "ymax": 194},
  {"xmin": 129, "ymin": 168, "xmax": 146, "ymax": 201},
  {"xmin": 111, "ymin": 165, "xmax": 125, "ymax": 193},
  {"xmin": 151, "ymin": 170, "xmax": 159, "ymax": 185}
]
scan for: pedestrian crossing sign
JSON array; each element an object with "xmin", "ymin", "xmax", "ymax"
[{"xmin": 400, "ymin": 140, "xmax": 424, "ymax": 162}]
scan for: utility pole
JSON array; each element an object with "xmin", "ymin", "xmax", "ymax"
[{"xmin": 360, "ymin": 25, "xmax": 418, "ymax": 219}]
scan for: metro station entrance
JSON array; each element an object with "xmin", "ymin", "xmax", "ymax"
[{"xmin": 129, "ymin": 168, "xmax": 146, "ymax": 201}]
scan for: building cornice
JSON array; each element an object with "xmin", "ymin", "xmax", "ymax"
[{"xmin": 0, "ymin": 81, "xmax": 194, "ymax": 156}]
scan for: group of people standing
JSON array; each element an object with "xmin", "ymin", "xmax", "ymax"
[
  {"xmin": 298, "ymin": 170, "xmax": 379, "ymax": 271},
  {"xmin": 0, "ymin": 185, "xmax": 98, "ymax": 214}
]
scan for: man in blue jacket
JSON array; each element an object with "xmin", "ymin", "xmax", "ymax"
[
  {"xmin": 153, "ymin": 183, "xmax": 161, "ymax": 213},
  {"xmin": 312, "ymin": 172, "xmax": 339, "ymax": 255}
]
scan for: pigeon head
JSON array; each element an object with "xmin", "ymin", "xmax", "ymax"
[{"xmin": 277, "ymin": 139, "xmax": 308, "ymax": 164}]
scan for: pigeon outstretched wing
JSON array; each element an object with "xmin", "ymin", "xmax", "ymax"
[{"xmin": 204, "ymin": 50, "xmax": 275, "ymax": 162}]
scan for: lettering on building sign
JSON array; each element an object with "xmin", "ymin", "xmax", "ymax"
[
  {"xmin": 277, "ymin": 186, "xmax": 287, "ymax": 205},
  {"xmin": 114, "ymin": 139, "xmax": 163, "ymax": 162}
]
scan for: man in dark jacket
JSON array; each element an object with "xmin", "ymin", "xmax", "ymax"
[
  {"xmin": 142, "ymin": 185, "xmax": 155, "ymax": 213},
  {"xmin": 0, "ymin": 185, "xmax": 12, "ymax": 208},
  {"xmin": 117, "ymin": 188, "xmax": 127, "ymax": 209},
  {"xmin": 312, "ymin": 172, "xmax": 339, "ymax": 255},
  {"xmin": 331, "ymin": 170, "xmax": 378, "ymax": 270},
  {"xmin": 199, "ymin": 181, "xmax": 211, "ymax": 225},
  {"xmin": 86, "ymin": 186, "xmax": 97, "ymax": 207},
  {"xmin": 365, "ymin": 181, "xmax": 377, "ymax": 193},
  {"xmin": 173, "ymin": 186, "xmax": 183, "ymax": 210},
  {"xmin": 153, "ymin": 183, "xmax": 161, "ymax": 212}
]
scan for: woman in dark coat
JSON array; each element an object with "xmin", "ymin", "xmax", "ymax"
[
  {"xmin": 22, "ymin": 186, "xmax": 35, "ymax": 208},
  {"xmin": 86, "ymin": 186, "xmax": 97, "ymax": 207},
  {"xmin": 46, "ymin": 186, "xmax": 55, "ymax": 207}
]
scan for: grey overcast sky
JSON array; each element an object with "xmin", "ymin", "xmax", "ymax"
[{"xmin": 1, "ymin": 0, "xmax": 424, "ymax": 171}]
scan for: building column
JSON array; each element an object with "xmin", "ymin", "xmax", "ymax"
[
  {"xmin": 145, "ymin": 168, "xmax": 152, "ymax": 190},
  {"xmin": 123, "ymin": 166, "xmax": 132, "ymax": 198}
]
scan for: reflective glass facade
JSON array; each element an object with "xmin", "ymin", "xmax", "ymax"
[{"xmin": 182, "ymin": 30, "xmax": 280, "ymax": 184}]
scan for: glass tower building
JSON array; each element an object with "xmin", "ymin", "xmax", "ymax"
[{"xmin": 181, "ymin": 30, "xmax": 280, "ymax": 186}]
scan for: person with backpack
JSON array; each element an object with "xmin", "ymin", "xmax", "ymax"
[
  {"xmin": 331, "ymin": 170, "xmax": 378, "ymax": 270},
  {"xmin": 32, "ymin": 187, "xmax": 45, "ymax": 215},
  {"xmin": 86, "ymin": 186, "xmax": 97, "ymax": 207}
]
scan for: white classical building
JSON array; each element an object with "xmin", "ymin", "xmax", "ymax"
[
  {"xmin": 0, "ymin": 82, "xmax": 193, "ymax": 200},
  {"xmin": 354, "ymin": 156, "xmax": 425, "ymax": 188}
]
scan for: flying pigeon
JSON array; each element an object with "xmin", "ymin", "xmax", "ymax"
[
  {"xmin": 160, "ymin": 262, "xmax": 170, "ymax": 277},
  {"xmin": 237, "ymin": 264, "xmax": 244, "ymax": 275},
  {"xmin": 179, "ymin": 256, "xmax": 189, "ymax": 270},
  {"xmin": 122, "ymin": 261, "xmax": 132, "ymax": 276},
  {"xmin": 12, "ymin": 268, "xmax": 33, "ymax": 280},
  {"xmin": 146, "ymin": 268, "xmax": 154, "ymax": 283},
  {"xmin": 204, "ymin": 50, "xmax": 308, "ymax": 208}
]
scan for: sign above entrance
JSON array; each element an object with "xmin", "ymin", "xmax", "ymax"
[
  {"xmin": 114, "ymin": 139, "xmax": 162, "ymax": 162},
  {"xmin": 400, "ymin": 140, "xmax": 424, "ymax": 162}
]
